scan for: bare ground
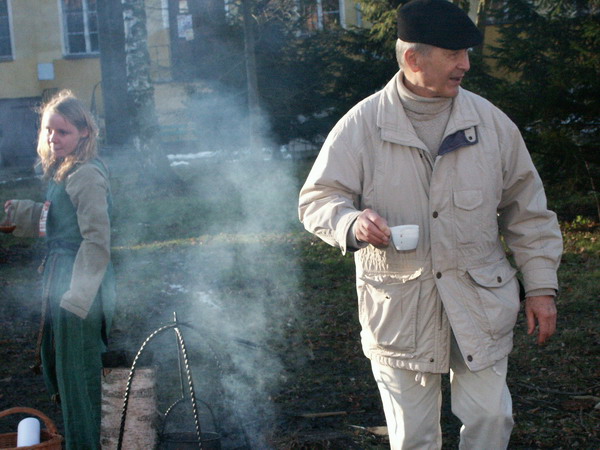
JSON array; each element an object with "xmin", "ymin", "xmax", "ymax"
[{"xmin": 1, "ymin": 232, "xmax": 599, "ymax": 449}]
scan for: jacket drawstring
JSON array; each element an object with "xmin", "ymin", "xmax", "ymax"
[{"xmin": 415, "ymin": 372, "xmax": 429, "ymax": 387}]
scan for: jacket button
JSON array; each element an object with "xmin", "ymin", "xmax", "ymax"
[
  {"xmin": 436, "ymin": 272, "xmax": 442, "ymax": 279},
  {"xmin": 467, "ymin": 355, "xmax": 473, "ymax": 362},
  {"xmin": 432, "ymin": 211, "xmax": 438, "ymax": 218},
  {"xmin": 430, "ymin": 358, "xmax": 435, "ymax": 362},
  {"xmin": 497, "ymin": 276, "xmax": 502, "ymax": 283}
]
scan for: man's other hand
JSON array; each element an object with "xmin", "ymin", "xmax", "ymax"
[
  {"xmin": 355, "ymin": 209, "xmax": 391, "ymax": 248},
  {"xmin": 525, "ymin": 295, "xmax": 557, "ymax": 345}
]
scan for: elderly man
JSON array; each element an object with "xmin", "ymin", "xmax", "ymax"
[{"xmin": 298, "ymin": 0, "xmax": 563, "ymax": 448}]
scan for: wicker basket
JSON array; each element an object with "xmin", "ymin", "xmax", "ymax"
[{"xmin": 0, "ymin": 407, "xmax": 63, "ymax": 450}]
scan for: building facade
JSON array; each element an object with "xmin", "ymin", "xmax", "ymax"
[
  {"xmin": 0, "ymin": 0, "xmax": 174, "ymax": 165},
  {"xmin": 0, "ymin": 0, "xmax": 480, "ymax": 166}
]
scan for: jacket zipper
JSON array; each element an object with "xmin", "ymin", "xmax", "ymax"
[{"xmin": 420, "ymin": 149, "xmax": 435, "ymax": 172}]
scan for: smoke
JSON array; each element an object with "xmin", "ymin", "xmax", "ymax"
[
  {"xmin": 114, "ymin": 90, "xmax": 304, "ymax": 448},
  {"xmin": 178, "ymin": 163, "xmax": 301, "ymax": 447}
]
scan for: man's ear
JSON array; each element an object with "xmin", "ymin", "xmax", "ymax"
[{"xmin": 404, "ymin": 49, "xmax": 421, "ymax": 73}]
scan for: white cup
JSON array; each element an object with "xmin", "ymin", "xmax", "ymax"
[
  {"xmin": 17, "ymin": 417, "xmax": 41, "ymax": 447},
  {"xmin": 390, "ymin": 225, "xmax": 419, "ymax": 251}
]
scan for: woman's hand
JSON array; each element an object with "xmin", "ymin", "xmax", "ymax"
[{"xmin": 1, "ymin": 200, "xmax": 16, "ymax": 233}]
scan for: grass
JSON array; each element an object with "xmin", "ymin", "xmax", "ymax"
[
  {"xmin": 507, "ymin": 225, "xmax": 599, "ymax": 448},
  {"xmin": 0, "ymin": 156, "xmax": 598, "ymax": 448}
]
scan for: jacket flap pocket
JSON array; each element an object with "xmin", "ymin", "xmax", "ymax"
[
  {"xmin": 467, "ymin": 260, "xmax": 517, "ymax": 288},
  {"xmin": 453, "ymin": 189, "xmax": 483, "ymax": 211},
  {"xmin": 360, "ymin": 268, "xmax": 423, "ymax": 285}
]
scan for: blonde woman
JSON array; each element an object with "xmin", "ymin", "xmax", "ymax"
[{"xmin": 3, "ymin": 90, "xmax": 115, "ymax": 449}]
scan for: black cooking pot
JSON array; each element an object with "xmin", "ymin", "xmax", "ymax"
[{"xmin": 160, "ymin": 431, "xmax": 221, "ymax": 450}]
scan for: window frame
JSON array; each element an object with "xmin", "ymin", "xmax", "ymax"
[
  {"xmin": 61, "ymin": 0, "xmax": 99, "ymax": 57},
  {"xmin": 305, "ymin": 0, "xmax": 343, "ymax": 32},
  {"xmin": 0, "ymin": 0, "xmax": 14, "ymax": 61}
]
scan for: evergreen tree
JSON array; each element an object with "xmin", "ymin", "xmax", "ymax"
[
  {"xmin": 217, "ymin": 0, "xmax": 397, "ymax": 147},
  {"xmin": 355, "ymin": 0, "xmax": 599, "ymax": 219},
  {"xmin": 257, "ymin": 28, "xmax": 396, "ymax": 146},
  {"xmin": 486, "ymin": 0, "xmax": 599, "ymax": 219}
]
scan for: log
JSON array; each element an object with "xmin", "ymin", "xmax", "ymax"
[{"xmin": 100, "ymin": 367, "xmax": 158, "ymax": 450}]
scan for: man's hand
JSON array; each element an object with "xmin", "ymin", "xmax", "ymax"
[
  {"xmin": 355, "ymin": 209, "xmax": 391, "ymax": 248},
  {"xmin": 525, "ymin": 295, "xmax": 557, "ymax": 345}
]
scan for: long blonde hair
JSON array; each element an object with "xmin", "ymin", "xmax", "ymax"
[{"xmin": 37, "ymin": 90, "xmax": 99, "ymax": 182}]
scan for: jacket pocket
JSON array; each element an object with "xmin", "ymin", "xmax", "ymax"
[
  {"xmin": 453, "ymin": 189, "xmax": 483, "ymax": 245},
  {"xmin": 463, "ymin": 260, "xmax": 520, "ymax": 340},
  {"xmin": 358, "ymin": 274, "xmax": 421, "ymax": 353}
]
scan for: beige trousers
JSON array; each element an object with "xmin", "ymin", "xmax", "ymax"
[{"xmin": 371, "ymin": 337, "xmax": 514, "ymax": 450}]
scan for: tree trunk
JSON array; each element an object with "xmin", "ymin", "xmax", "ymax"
[
  {"xmin": 241, "ymin": 0, "xmax": 262, "ymax": 153},
  {"xmin": 121, "ymin": 0, "xmax": 182, "ymax": 188},
  {"xmin": 97, "ymin": 0, "xmax": 130, "ymax": 146}
]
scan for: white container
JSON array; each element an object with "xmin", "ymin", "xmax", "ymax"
[
  {"xmin": 17, "ymin": 417, "xmax": 41, "ymax": 447},
  {"xmin": 390, "ymin": 225, "xmax": 419, "ymax": 251}
]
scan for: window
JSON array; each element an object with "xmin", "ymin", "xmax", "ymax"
[
  {"xmin": 62, "ymin": 0, "xmax": 99, "ymax": 55},
  {"xmin": 354, "ymin": 2, "xmax": 362, "ymax": 28},
  {"xmin": 320, "ymin": 0, "xmax": 341, "ymax": 29},
  {"xmin": 306, "ymin": 0, "xmax": 342, "ymax": 31},
  {"xmin": 0, "ymin": 0, "xmax": 12, "ymax": 59},
  {"xmin": 484, "ymin": 0, "xmax": 511, "ymax": 25}
]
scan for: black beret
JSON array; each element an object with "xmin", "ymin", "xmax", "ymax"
[{"xmin": 397, "ymin": 0, "xmax": 483, "ymax": 50}]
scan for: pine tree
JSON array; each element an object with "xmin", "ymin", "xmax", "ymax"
[{"xmin": 486, "ymin": 0, "xmax": 599, "ymax": 219}]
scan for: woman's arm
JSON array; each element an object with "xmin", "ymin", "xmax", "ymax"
[
  {"xmin": 59, "ymin": 163, "xmax": 111, "ymax": 319},
  {"xmin": 4, "ymin": 200, "xmax": 44, "ymax": 237}
]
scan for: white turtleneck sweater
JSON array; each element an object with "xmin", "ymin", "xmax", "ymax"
[{"xmin": 397, "ymin": 73, "xmax": 453, "ymax": 159}]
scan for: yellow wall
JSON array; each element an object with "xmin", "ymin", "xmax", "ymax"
[
  {"xmin": 43, "ymin": 58, "xmax": 103, "ymax": 106},
  {"xmin": 0, "ymin": 0, "xmax": 101, "ymax": 109},
  {"xmin": 0, "ymin": 0, "xmax": 170, "ymax": 110},
  {"xmin": 343, "ymin": 1, "xmax": 359, "ymax": 28},
  {"xmin": 146, "ymin": 0, "xmax": 172, "ymax": 82},
  {"xmin": 482, "ymin": 25, "xmax": 520, "ymax": 81},
  {"xmin": 2, "ymin": 0, "xmax": 61, "ymax": 98}
]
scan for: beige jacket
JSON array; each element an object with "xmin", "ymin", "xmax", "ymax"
[
  {"xmin": 9, "ymin": 163, "xmax": 111, "ymax": 319},
  {"xmin": 299, "ymin": 72, "xmax": 562, "ymax": 373}
]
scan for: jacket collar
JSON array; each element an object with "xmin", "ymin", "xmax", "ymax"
[
  {"xmin": 439, "ymin": 126, "xmax": 478, "ymax": 156},
  {"xmin": 377, "ymin": 71, "xmax": 481, "ymax": 150}
]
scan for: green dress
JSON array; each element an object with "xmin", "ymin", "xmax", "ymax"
[{"xmin": 40, "ymin": 159, "xmax": 115, "ymax": 449}]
